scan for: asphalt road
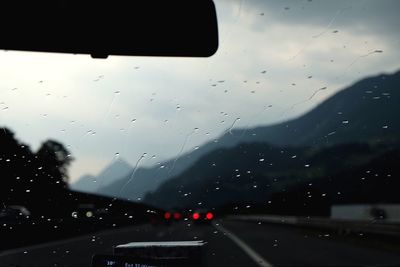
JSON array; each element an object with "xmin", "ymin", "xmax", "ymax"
[{"xmin": 1, "ymin": 220, "xmax": 400, "ymax": 267}]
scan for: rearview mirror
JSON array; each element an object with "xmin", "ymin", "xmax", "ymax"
[{"xmin": 0, "ymin": 1, "xmax": 218, "ymax": 58}]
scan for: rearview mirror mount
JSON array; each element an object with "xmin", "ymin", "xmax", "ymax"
[{"xmin": 0, "ymin": 1, "xmax": 219, "ymax": 58}]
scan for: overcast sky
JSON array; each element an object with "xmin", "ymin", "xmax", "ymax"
[{"xmin": 0, "ymin": 0, "xmax": 399, "ymax": 183}]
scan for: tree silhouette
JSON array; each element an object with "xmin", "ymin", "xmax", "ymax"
[
  {"xmin": 35, "ymin": 140, "xmax": 73, "ymax": 190},
  {"xmin": 0, "ymin": 127, "xmax": 73, "ymax": 216}
]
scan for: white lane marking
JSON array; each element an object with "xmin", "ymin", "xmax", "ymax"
[{"xmin": 213, "ymin": 222, "xmax": 274, "ymax": 267}]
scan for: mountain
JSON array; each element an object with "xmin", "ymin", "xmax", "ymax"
[
  {"xmin": 144, "ymin": 138, "xmax": 400, "ymax": 212},
  {"xmin": 144, "ymin": 70, "xmax": 400, "ymax": 211},
  {"xmin": 70, "ymin": 158, "xmax": 132, "ymax": 193},
  {"xmin": 95, "ymin": 70, "xmax": 400, "ymax": 201},
  {"xmin": 69, "ymin": 174, "xmax": 98, "ymax": 193}
]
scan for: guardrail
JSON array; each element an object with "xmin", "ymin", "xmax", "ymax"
[{"xmin": 226, "ymin": 215, "xmax": 400, "ymax": 237}]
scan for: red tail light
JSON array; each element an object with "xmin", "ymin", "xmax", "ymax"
[
  {"xmin": 192, "ymin": 212, "xmax": 200, "ymax": 220},
  {"xmin": 173, "ymin": 212, "xmax": 182, "ymax": 220},
  {"xmin": 164, "ymin": 212, "xmax": 171, "ymax": 220},
  {"xmin": 206, "ymin": 212, "xmax": 214, "ymax": 220}
]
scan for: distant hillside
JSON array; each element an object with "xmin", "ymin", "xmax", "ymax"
[
  {"xmin": 93, "ymin": 70, "xmax": 400, "ymax": 201},
  {"xmin": 71, "ymin": 159, "xmax": 132, "ymax": 193},
  {"xmin": 144, "ymin": 139, "xmax": 400, "ymax": 212}
]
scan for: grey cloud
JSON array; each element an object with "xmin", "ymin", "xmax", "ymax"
[{"xmin": 223, "ymin": 0, "xmax": 400, "ymax": 36}]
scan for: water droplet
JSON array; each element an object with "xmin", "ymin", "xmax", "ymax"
[
  {"xmin": 382, "ymin": 125, "xmax": 388, "ymax": 129},
  {"xmin": 194, "ymin": 146, "xmax": 199, "ymax": 150},
  {"xmin": 38, "ymin": 166, "xmax": 43, "ymax": 170},
  {"xmin": 342, "ymin": 120, "xmax": 349, "ymax": 124},
  {"xmin": 259, "ymin": 158, "xmax": 265, "ymax": 162},
  {"xmin": 71, "ymin": 211, "xmax": 78, "ymax": 218},
  {"xmin": 304, "ymin": 164, "xmax": 310, "ymax": 168},
  {"xmin": 160, "ymin": 165, "xmax": 165, "ymax": 169}
]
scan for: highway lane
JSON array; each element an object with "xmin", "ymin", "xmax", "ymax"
[
  {"xmin": 0, "ymin": 220, "xmax": 260, "ymax": 267},
  {"xmin": 1, "ymin": 220, "xmax": 400, "ymax": 267},
  {"xmin": 222, "ymin": 220, "xmax": 400, "ymax": 266}
]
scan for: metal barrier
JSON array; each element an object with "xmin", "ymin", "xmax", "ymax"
[{"xmin": 227, "ymin": 215, "xmax": 400, "ymax": 237}]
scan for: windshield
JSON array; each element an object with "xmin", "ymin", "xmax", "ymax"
[{"xmin": 1, "ymin": 1, "xmax": 400, "ymax": 266}]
